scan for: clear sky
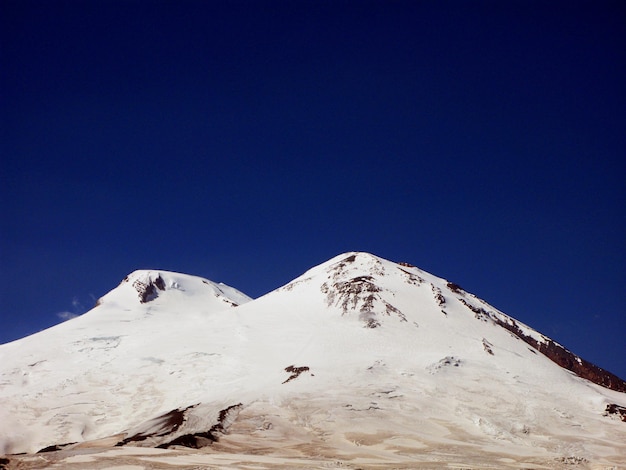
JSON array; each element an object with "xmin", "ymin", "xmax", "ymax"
[{"xmin": 1, "ymin": 1, "xmax": 624, "ymax": 379}]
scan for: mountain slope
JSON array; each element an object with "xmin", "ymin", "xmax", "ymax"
[
  {"xmin": 0, "ymin": 253, "xmax": 624, "ymax": 468},
  {"xmin": 0, "ymin": 270, "xmax": 252, "ymax": 454}
]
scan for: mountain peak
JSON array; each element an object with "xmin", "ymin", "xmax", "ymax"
[
  {"xmin": 1, "ymin": 253, "xmax": 624, "ymax": 466},
  {"xmin": 123, "ymin": 270, "xmax": 168, "ymax": 303},
  {"xmin": 93, "ymin": 269, "xmax": 252, "ymax": 316},
  {"xmin": 284, "ymin": 252, "xmax": 626, "ymax": 392}
]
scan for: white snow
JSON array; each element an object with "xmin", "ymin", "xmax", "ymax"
[{"xmin": 0, "ymin": 253, "xmax": 624, "ymax": 468}]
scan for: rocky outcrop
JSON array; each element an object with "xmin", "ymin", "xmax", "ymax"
[
  {"xmin": 322, "ymin": 276, "xmax": 381, "ymax": 313},
  {"xmin": 37, "ymin": 443, "xmax": 74, "ymax": 453},
  {"xmin": 282, "ymin": 365, "xmax": 310, "ymax": 384},
  {"xmin": 446, "ymin": 282, "xmax": 464, "ymax": 294},
  {"xmin": 117, "ymin": 404, "xmax": 193, "ymax": 446},
  {"xmin": 321, "ymin": 275, "xmax": 407, "ymax": 325},
  {"xmin": 157, "ymin": 403, "xmax": 243, "ymax": 449},
  {"xmin": 132, "ymin": 274, "xmax": 166, "ymax": 303},
  {"xmin": 491, "ymin": 317, "xmax": 626, "ymax": 393},
  {"xmin": 453, "ymin": 292, "xmax": 626, "ymax": 393},
  {"xmin": 438, "ymin": 295, "xmax": 625, "ymax": 391},
  {"xmin": 319, "ymin": 254, "xmax": 408, "ymax": 325},
  {"xmin": 604, "ymin": 403, "xmax": 626, "ymax": 422},
  {"xmin": 458, "ymin": 298, "xmax": 490, "ymax": 322}
]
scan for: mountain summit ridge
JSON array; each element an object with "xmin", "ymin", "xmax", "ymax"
[
  {"xmin": 283, "ymin": 252, "xmax": 625, "ymax": 391},
  {"xmin": 98, "ymin": 269, "xmax": 252, "ymax": 309},
  {"xmin": 1, "ymin": 252, "xmax": 624, "ymax": 467}
]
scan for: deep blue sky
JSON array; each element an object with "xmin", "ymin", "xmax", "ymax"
[{"xmin": 1, "ymin": 1, "xmax": 624, "ymax": 378}]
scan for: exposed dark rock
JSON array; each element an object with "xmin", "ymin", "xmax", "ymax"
[
  {"xmin": 321, "ymin": 275, "xmax": 406, "ymax": 325},
  {"xmin": 328, "ymin": 253, "xmax": 385, "ymax": 280},
  {"xmin": 604, "ymin": 403, "xmax": 626, "ymax": 422},
  {"xmin": 361, "ymin": 293, "xmax": 376, "ymax": 312},
  {"xmin": 117, "ymin": 404, "xmax": 195, "ymax": 446},
  {"xmin": 491, "ymin": 317, "xmax": 626, "ymax": 393},
  {"xmin": 397, "ymin": 261, "xmax": 415, "ymax": 268},
  {"xmin": 431, "ymin": 284, "xmax": 445, "ymax": 307},
  {"xmin": 397, "ymin": 268, "xmax": 424, "ymax": 285},
  {"xmin": 158, "ymin": 433, "xmax": 214, "ymax": 449},
  {"xmin": 428, "ymin": 356, "xmax": 462, "ymax": 374},
  {"xmin": 459, "ymin": 298, "xmax": 491, "ymax": 322},
  {"xmin": 153, "ymin": 275, "xmax": 166, "ymax": 291},
  {"xmin": 283, "ymin": 365, "xmax": 310, "ymax": 384},
  {"xmin": 454, "ymin": 287, "xmax": 626, "ymax": 392},
  {"xmin": 441, "ymin": 357, "xmax": 460, "ymax": 367},
  {"xmin": 482, "ymin": 338, "xmax": 494, "ymax": 355},
  {"xmin": 324, "ymin": 254, "xmax": 358, "ymax": 279},
  {"xmin": 384, "ymin": 301, "xmax": 407, "ymax": 321},
  {"xmin": 321, "ymin": 276, "xmax": 380, "ymax": 312},
  {"xmin": 157, "ymin": 403, "xmax": 243, "ymax": 449},
  {"xmin": 37, "ymin": 443, "xmax": 75, "ymax": 453},
  {"xmin": 0, "ymin": 457, "xmax": 9, "ymax": 470},
  {"xmin": 133, "ymin": 274, "xmax": 167, "ymax": 303},
  {"xmin": 446, "ymin": 282, "xmax": 464, "ymax": 294}
]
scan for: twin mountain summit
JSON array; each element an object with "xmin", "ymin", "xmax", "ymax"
[{"xmin": 1, "ymin": 252, "xmax": 624, "ymax": 466}]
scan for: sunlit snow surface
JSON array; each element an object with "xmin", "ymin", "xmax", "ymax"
[{"xmin": 1, "ymin": 253, "xmax": 625, "ymax": 469}]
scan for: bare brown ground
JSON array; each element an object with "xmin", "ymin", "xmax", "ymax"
[
  {"xmin": 4, "ymin": 400, "xmax": 624, "ymax": 469},
  {"xmin": 4, "ymin": 445, "xmax": 620, "ymax": 470},
  {"xmin": 5, "ymin": 424, "xmax": 623, "ymax": 470}
]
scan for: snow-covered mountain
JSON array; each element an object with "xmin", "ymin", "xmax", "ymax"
[{"xmin": 1, "ymin": 252, "xmax": 625, "ymax": 469}]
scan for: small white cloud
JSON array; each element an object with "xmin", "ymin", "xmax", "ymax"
[
  {"xmin": 57, "ymin": 296, "xmax": 88, "ymax": 322},
  {"xmin": 57, "ymin": 311, "xmax": 79, "ymax": 321},
  {"xmin": 71, "ymin": 297, "xmax": 84, "ymax": 311}
]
